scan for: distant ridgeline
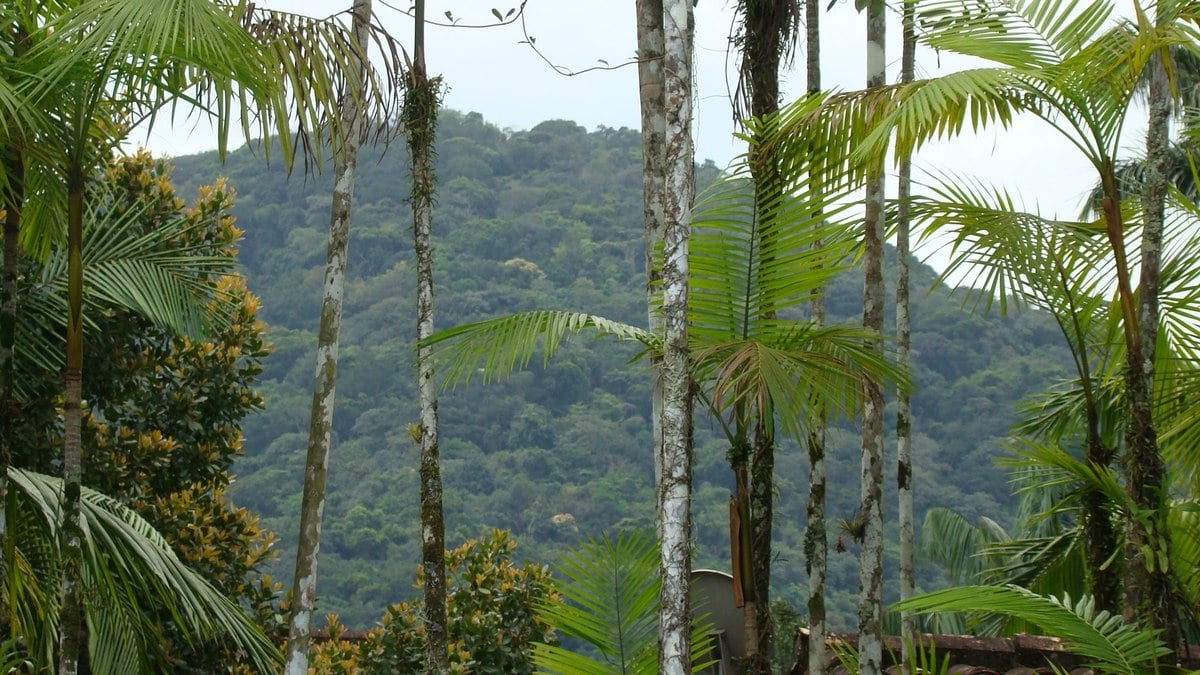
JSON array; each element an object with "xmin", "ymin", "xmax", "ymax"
[{"xmin": 167, "ymin": 109, "xmax": 1071, "ymax": 628}]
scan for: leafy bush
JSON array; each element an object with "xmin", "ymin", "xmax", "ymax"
[{"xmin": 314, "ymin": 530, "xmax": 557, "ymax": 673}]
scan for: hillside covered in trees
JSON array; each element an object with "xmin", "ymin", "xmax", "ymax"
[{"xmin": 168, "ymin": 109, "xmax": 1072, "ymax": 628}]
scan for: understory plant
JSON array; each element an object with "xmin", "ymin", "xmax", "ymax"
[{"xmin": 532, "ymin": 529, "xmax": 715, "ymax": 675}]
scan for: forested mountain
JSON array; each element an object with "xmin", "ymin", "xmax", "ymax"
[{"xmin": 166, "ymin": 109, "xmax": 1072, "ymax": 628}]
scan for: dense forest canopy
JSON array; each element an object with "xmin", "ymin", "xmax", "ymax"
[{"xmin": 167, "ymin": 109, "xmax": 1072, "ymax": 628}]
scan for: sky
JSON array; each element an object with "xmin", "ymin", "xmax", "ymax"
[{"xmin": 136, "ymin": 1, "xmax": 1145, "ymax": 262}]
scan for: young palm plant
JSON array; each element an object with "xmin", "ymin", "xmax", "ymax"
[{"xmin": 531, "ymin": 529, "xmax": 713, "ymax": 674}]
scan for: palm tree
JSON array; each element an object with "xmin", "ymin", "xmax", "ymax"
[
  {"xmin": 283, "ymin": 0, "xmax": 377, "ymax": 671},
  {"xmin": 635, "ymin": 0, "xmax": 666, "ymax": 533},
  {"xmin": 7, "ymin": 1, "xmax": 403, "ymax": 669},
  {"xmin": 768, "ymin": 0, "xmax": 1200, "ymax": 634},
  {"xmin": 423, "ymin": 133, "xmax": 906, "ymax": 672},
  {"xmin": 2, "ymin": 168, "xmax": 282, "ymax": 672},
  {"xmin": 803, "ymin": 0, "xmax": 830, "ymax": 671},
  {"xmin": 913, "ymin": 182, "xmax": 1200, "ymax": 640},
  {"xmin": 405, "ymin": 0, "xmax": 450, "ymax": 670},
  {"xmin": 896, "ymin": 0, "xmax": 918, "ymax": 660},
  {"xmin": 859, "ymin": 0, "xmax": 887, "ymax": 671},
  {"xmin": 730, "ymin": 2, "xmax": 802, "ymax": 668}
]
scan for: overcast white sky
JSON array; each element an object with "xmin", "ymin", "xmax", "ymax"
[{"xmin": 137, "ymin": 1, "xmax": 1145, "ymax": 257}]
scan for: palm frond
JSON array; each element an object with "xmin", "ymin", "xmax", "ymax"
[
  {"xmin": 769, "ymin": 70, "xmax": 1031, "ymax": 183},
  {"xmin": 532, "ymin": 529, "xmax": 714, "ymax": 675},
  {"xmin": 894, "ymin": 586, "xmax": 1170, "ymax": 674},
  {"xmin": 5, "ymin": 468, "xmax": 280, "ymax": 673},
  {"xmin": 687, "ymin": 171, "xmax": 858, "ymax": 342},
  {"xmin": 693, "ymin": 323, "xmax": 905, "ymax": 442},
  {"xmin": 915, "ymin": 0, "xmax": 1113, "ymax": 69},
  {"xmin": 233, "ymin": 2, "xmax": 407, "ymax": 170},
  {"xmin": 534, "ymin": 530, "xmax": 659, "ymax": 673},
  {"xmin": 424, "ymin": 311, "xmax": 655, "ymax": 389},
  {"xmin": 1005, "ymin": 439, "xmax": 1128, "ymax": 510},
  {"xmin": 1014, "ymin": 375, "xmax": 1126, "ymax": 448},
  {"xmin": 921, "ymin": 507, "xmax": 1011, "ymax": 586},
  {"xmin": 12, "ymin": 191, "xmax": 236, "ymax": 391}
]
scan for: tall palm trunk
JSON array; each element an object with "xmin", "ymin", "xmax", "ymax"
[
  {"xmin": 660, "ymin": 0, "xmax": 695, "ymax": 672},
  {"xmin": 1125, "ymin": 45, "xmax": 1175, "ymax": 647},
  {"xmin": 804, "ymin": 2, "xmax": 828, "ymax": 671},
  {"xmin": 408, "ymin": 1, "xmax": 448, "ymax": 670},
  {"xmin": 735, "ymin": 3, "xmax": 798, "ymax": 669},
  {"xmin": 636, "ymin": 0, "xmax": 666, "ymax": 524},
  {"xmin": 857, "ymin": 3, "xmax": 887, "ymax": 673},
  {"xmin": 1, "ymin": 149, "xmax": 23, "ymax": 603},
  {"xmin": 284, "ymin": 2, "xmax": 371, "ymax": 672},
  {"xmin": 896, "ymin": 0, "xmax": 917, "ymax": 661},
  {"xmin": 59, "ymin": 162, "xmax": 86, "ymax": 675}
]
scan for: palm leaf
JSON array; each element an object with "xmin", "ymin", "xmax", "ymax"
[
  {"xmin": 534, "ymin": 531, "xmax": 659, "ymax": 673},
  {"xmin": 532, "ymin": 529, "xmax": 714, "ymax": 675},
  {"xmin": 894, "ymin": 586, "xmax": 1171, "ymax": 674},
  {"xmin": 687, "ymin": 169, "xmax": 858, "ymax": 342},
  {"xmin": 921, "ymin": 507, "xmax": 1011, "ymax": 586},
  {"xmin": 424, "ymin": 310, "xmax": 655, "ymax": 389},
  {"xmin": 233, "ymin": 2, "xmax": 406, "ymax": 170},
  {"xmin": 4, "ymin": 467, "xmax": 281, "ymax": 674},
  {"xmin": 12, "ymin": 188, "xmax": 236, "ymax": 391},
  {"xmin": 693, "ymin": 324, "xmax": 905, "ymax": 441},
  {"xmin": 915, "ymin": 0, "xmax": 1114, "ymax": 68}
]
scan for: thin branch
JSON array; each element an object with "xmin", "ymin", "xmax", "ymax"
[{"xmin": 376, "ymin": 0, "xmax": 527, "ymax": 28}]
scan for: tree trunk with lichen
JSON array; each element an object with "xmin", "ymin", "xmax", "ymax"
[
  {"xmin": 636, "ymin": 0, "xmax": 666, "ymax": 525},
  {"xmin": 659, "ymin": 1, "xmax": 694, "ymax": 672},
  {"xmin": 857, "ymin": 2, "xmax": 886, "ymax": 673},
  {"xmin": 408, "ymin": 1, "xmax": 448, "ymax": 670},
  {"xmin": 1123, "ymin": 45, "xmax": 1175, "ymax": 648},
  {"xmin": 283, "ymin": 3, "xmax": 370, "ymax": 673}
]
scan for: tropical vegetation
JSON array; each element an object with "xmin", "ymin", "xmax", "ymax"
[{"xmin": 5, "ymin": 0, "xmax": 1200, "ymax": 668}]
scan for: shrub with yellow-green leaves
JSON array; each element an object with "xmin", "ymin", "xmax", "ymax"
[{"xmin": 313, "ymin": 530, "xmax": 559, "ymax": 674}]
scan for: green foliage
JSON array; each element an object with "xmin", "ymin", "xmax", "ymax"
[
  {"xmin": 3, "ymin": 467, "xmax": 279, "ymax": 674},
  {"xmin": 313, "ymin": 530, "xmax": 557, "ymax": 674},
  {"xmin": 532, "ymin": 530, "xmax": 660, "ymax": 674},
  {"xmin": 9, "ymin": 153, "xmax": 279, "ymax": 672},
  {"xmin": 531, "ymin": 529, "xmax": 717, "ymax": 675},
  {"xmin": 895, "ymin": 586, "xmax": 1172, "ymax": 675},
  {"xmin": 167, "ymin": 109, "xmax": 1076, "ymax": 628}
]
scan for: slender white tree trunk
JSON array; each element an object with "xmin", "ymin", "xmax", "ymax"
[
  {"xmin": 283, "ymin": 3, "xmax": 369, "ymax": 672},
  {"xmin": 409, "ymin": 1, "xmax": 448, "ymax": 670},
  {"xmin": 636, "ymin": 0, "xmax": 666, "ymax": 522},
  {"xmin": 858, "ymin": 2, "xmax": 886, "ymax": 673},
  {"xmin": 804, "ymin": 2, "xmax": 828, "ymax": 672},
  {"xmin": 659, "ymin": 1, "xmax": 695, "ymax": 672},
  {"xmin": 896, "ymin": 0, "xmax": 917, "ymax": 662}
]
